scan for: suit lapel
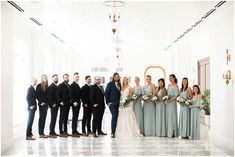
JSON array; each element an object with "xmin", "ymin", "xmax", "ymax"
[{"xmin": 96, "ymin": 84, "xmax": 104, "ymax": 94}]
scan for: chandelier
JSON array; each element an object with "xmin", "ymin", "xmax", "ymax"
[
  {"xmin": 103, "ymin": 0, "xmax": 125, "ymax": 34},
  {"xmin": 103, "ymin": 0, "xmax": 125, "ymax": 72}
]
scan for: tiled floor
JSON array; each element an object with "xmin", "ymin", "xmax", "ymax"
[
  {"xmin": 2, "ymin": 135, "xmax": 230, "ymax": 156},
  {"xmin": 1, "ymin": 112, "xmax": 231, "ymax": 156}
]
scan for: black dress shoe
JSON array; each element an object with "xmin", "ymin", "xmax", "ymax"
[
  {"xmin": 72, "ymin": 133, "xmax": 80, "ymax": 138},
  {"xmin": 59, "ymin": 133, "xmax": 68, "ymax": 138},
  {"xmin": 26, "ymin": 136, "xmax": 36, "ymax": 140},
  {"xmin": 49, "ymin": 134, "xmax": 57, "ymax": 138},
  {"xmin": 98, "ymin": 131, "xmax": 107, "ymax": 135},
  {"xmin": 39, "ymin": 134, "xmax": 49, "ymax": 138},
  {"xmin": 64, "ymin": 132, "xmax": 72, "ymax": 136},
  {"xmin": 82, "ymin": 133, "xmax": 89, "ymax": 136},
  {"xmin": 77, "ymin": 132, "xmax": 83, "ymax": 136},
  {"xmin": 93, "ymin": 134, "xmax": 98, "ymax": 138},
  {"xmin": 111, "ymin": 134, "xmax": 115, "ymax": 138},
  {"xmin": 87, "ymin": 131, "xmax": 93, "ymax": 135},
  {"xmin": 54, "ymin": 133, "xmax": 59, "ymax": 136}
]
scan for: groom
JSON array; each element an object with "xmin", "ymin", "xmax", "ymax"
[{"xmin": 105, "ymin": 72, "xmax": 121, "ymax": 138}]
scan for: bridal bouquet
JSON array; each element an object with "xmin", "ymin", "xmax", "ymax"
[
  {"xmin": 185, "ymin": 99, "xmax": 193, "ymax": 106},
  {"xmin": 120, "ymin": 96, "xmax": 131, "ymax": 108},
  {"xmin": 151, "ymin": 96, "xmax": 158, "ymax": 102},
  {"xmin": 200, "ymin": 104, "xmax": 205, "ymax": 110},
  {"xmin": 177, "ymin": 97, "xmax": 186, "ymax": 105}
]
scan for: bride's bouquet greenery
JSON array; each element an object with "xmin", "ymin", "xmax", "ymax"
[
  {"xmin": 185, "ymin": 99, "xmax": 193, "ymax": 106},
  {"xmin": 120, "ymin": 96, "xmax": 131, "ymax": 108},
  {"xmin": 177, "ymin": 97, "xmax": 186, "ymax": 105}
]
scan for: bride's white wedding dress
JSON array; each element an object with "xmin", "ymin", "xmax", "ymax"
[{"xmin": 116, "ymin": 86, "xmax": 143, "ymax": 138}]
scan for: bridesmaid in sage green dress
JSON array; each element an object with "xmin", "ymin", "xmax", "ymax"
[
  {"xmin": 143, "ymin": 75, "xmax": 156, "ymax": 136},
  {"xmin": 179, "ymin": 77, "xmax": 192, "ymax": 139},
  {"xmin": 133, "ymin": 76, "xmax": 144, "ymax": 134},
  {"xmin": 165, "ymin": 74, "xmax": 179, "ymax": 137},
  {"xmin": 189, "ymin": 85, "xmax": 202, "ymax": 140},
  {"xmin": 155, "ymin": 78, "xmax": 167, "ymax": 137}
]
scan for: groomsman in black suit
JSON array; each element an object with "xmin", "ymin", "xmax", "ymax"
[
  {"xmin": 97, "ymin": 83, "xmax": 107, "ymax": 136},
  {"xmin": 26, "ymin": 77, "xmax": 37, "ymax": 140},
  {"xmin": 69, "ymin": 72, "xmax": 82, "ymax": 137},
  {"xmin": 47, "ymin": 74, "xmax": 59, "ymax": 138},
  {"xmin": 36, "ymin": 74, "xmax": 49, "ymax": 138},
  {"xmin": 56, "ymin": 74, "xmax": 71, "ymax": 137},
  {"xmin": 90, "ymin": 76, "xmax": 106, "ymax": 137},
  {"xmin": 81, "ymin": 76, "xmax": 92, "ymax": 136}
]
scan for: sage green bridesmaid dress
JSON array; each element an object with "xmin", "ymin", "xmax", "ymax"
[
  {"xmin": 190, "ymin": 96, "xmax": 202, "ymax": 140},
  {"xmin": 143, "ymin": 84, "xmax": 156, "ymax": 136},
  {"xmin": 155, "ymin": 89, "xmax": 166, "ymax": 137},
  {"xmin": 166, "ymin": 85, "xmax": 179, "ymax": 137},
  {"xmin": 133, "ymin": 86, "xmax": 144, "ymax": 134},
  {"xmin": 178, "ymin": 90, "xmax": 190, "ymax": 138}
]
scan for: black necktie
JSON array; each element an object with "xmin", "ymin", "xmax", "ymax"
[
  {"xmin": 98, "ymin": 85, "xmax": 104, "ymax": 93},
  {"xmin": 66, "ymin": 83, "xmax": 70, "ymax": 90}
]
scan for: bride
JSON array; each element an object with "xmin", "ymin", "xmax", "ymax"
[{"xmin": 116, "ymin": 77, "xmax": 143, "ymax": 138}]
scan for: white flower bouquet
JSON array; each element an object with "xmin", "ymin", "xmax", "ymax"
[
  {"xmin": 132, "ymin": 94, "xmax": 138, "ymax": 100},
  {"xmin": 151, "ymin": 96, "xmax": 158, "ymax": 102},
  {"xmin": 142, "ymin": 95, "xmax": 150, "ymax": 101},
  {"xmin": 162, "ymin": 95, "xmax": 171, "ymax": 101},
  {"xmin": 177, "ymin": 97, "xmax": 186, "ymax": 105},
  {"xmin": 120, "ymin": 96, "xmax": 131, "ymax": 108},
  {"xmin": 185, "ymin": 99, "xmax": 193, "ymax": 106},
  {"xmin": 200, "ymin": 104, "xmax": 205, "ymax": 110}
]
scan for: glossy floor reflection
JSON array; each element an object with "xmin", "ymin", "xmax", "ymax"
[
  {"xmin": 1, "ymin": 112, "xmax": 231, "ymax": 156},
  {"xmin": 2, "ymin": 135, "xmax": 230, "ymax": 156}
]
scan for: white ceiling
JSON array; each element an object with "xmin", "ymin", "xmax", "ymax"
[{"xmin": 15, "ymin": 1, "xmax": 218, "ymax": 57}]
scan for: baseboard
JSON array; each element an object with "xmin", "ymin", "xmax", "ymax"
[{"xmin": 209, "ymin": 132, "xmax": 234, "ymax": 155}]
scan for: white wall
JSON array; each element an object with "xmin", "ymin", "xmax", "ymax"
[
  {"xmin": 1, "ymin": 2, "xmax": 76, "ymax": 151},
  {"xmin": 167, "ymin": 2, "xmax": 234, "ymax": 153},
  {"xmin": 1, "ymin": 2, "xmax": 14, "ymax": 152}
]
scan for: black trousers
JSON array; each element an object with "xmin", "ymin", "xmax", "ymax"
[
  {"xmin": 26, "ymin": 107, "xmax": 36, "ymax": 137},
  {"xmin": 98, "ymin": 108, "xmax": 105, "ymax": 133},
  {"xmin": 49, "ymin": 105, "xmax": 59, "ymax": 135},
  {"xmin": 59, "ymin": 104, "xmax": 70, "ymax": 134},
  {"xmin": 38, "ymin": 105, "xmax": 48, "ymax": 135},
  {"xmin": 72, "ymin": 104, "xmax": 80, "ymax": 133},
  {"xmin": 92, "ymin": 107, "xmax": 102, "ymax": 134},
  {"xmin": 82, "ymin": 106, "xmax": 92, "ymax": 133}
]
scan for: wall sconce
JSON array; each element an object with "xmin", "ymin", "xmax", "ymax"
[{"xmin": 222, "ymin": 49, "xmax": 231, "ymax": 85}]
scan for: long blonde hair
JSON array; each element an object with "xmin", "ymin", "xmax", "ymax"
[
  {"xmin": 40, "ymin": 74, "xmax": 48, "ymax": 92},
  {"xmin": 122, "ymin": 76, "xmax": 129, "ymax": 91}
]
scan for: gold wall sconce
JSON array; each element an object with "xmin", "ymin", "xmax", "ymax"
[{"xmin": 222, "ymin": 49, "xmax": 232, "ymax": 85}]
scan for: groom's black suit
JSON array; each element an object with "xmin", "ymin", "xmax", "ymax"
[{"xmin": 105, "ymin": 81, "xmax": 121, "ymax": 134}]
